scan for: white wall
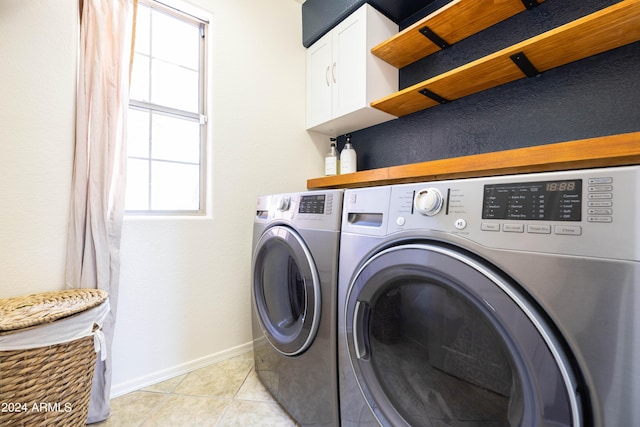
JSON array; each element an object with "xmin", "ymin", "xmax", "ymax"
[
  {"xmin": 0, "ymin": 0, "xmax": 77, "ymax": 297},
  {"xmin": 0, "ymin": 0, "xmax": 326, "ymax": 396}
]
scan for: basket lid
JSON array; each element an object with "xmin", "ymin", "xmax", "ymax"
[{"xmin": 0, "ymin": 289, "xmax": 108, "ymax": 333}]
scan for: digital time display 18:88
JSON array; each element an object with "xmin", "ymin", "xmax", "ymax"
[{"xmin": 546, "ymin": 181, "xmax": 577, "ymax": 192}]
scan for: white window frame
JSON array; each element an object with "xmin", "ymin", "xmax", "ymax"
[{"xmin": 126, "ymin": 0, "xmax": 209, "ymax": 216}]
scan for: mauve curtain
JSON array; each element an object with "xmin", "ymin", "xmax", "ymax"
[{"xmin": 65, "ymin": 0, "xmax": 134, "ymax": 422}]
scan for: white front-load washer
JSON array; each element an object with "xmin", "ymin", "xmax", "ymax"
[
  {"xmin": 338, "ymin": 166, "xmax": 640, "ymax": 426},
  {"xmin": 251, "ymin": 190, "xmax": 343, "ymax": 426}
]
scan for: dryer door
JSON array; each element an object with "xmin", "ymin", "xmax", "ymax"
[
  {"xmin": 345, "ymin": 243, "xmax": 584, "ymax": 427},
  {"xmin": 253, "ymin": 225, "xmax": 320, "ymax": 356}
]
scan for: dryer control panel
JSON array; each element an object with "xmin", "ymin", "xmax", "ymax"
[
  {"xmin": 256, "ymin": 190, "xmax": 343, "ymax": 231},
  {"xmin": 345, "ymin": 166, "xmax": 639, "ymax": 260}
]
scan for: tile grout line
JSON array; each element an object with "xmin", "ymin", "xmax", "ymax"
[
  {"xmin": 100, "ymin": 352, "xmax": 298, "ymax": 426},
  {"xmin": 138, "ymin": 391, "xmax": 169, "ymax": 427},
  {"xmin": 215, "ymin": 361, "xmax": 254, "ymax": 426}
]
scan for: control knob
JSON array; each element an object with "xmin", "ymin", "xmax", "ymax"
[
  {"xmin": 414, "ymin": 188, "xmax": 444, "ymax": 216},
  {"xmin": 275, "ymin": 196, "xmax": 291, "ymax": 211}
]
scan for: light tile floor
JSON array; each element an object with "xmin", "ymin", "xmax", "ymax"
[{"xmin": 93, "ymin": 352, "xmax": 299, "ymax": 426}]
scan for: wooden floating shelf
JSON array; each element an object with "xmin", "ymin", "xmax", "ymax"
[
  {"xmin": 307, "ymin": 132, "xmax": 640, "ymax": 189},
  {"xmin": 371, "ymin": 0, "xmax": 640, "ymax": 118},
  {"xmin": 372, "ymin": 0, "xmax": 545, "ymax": 69}
]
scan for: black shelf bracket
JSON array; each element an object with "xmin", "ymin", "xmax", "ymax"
[
  {"xmin": 510, "ymin": 51, "xmax": 540, "ymax": 78},
  {"xmin": 521, "ymin": 0, "xmax": 541, "ymax": 9},
  {"xmin": 419, "ymin": 26, "xmax": 450, "ymax": 49},
  {"xmin": 419, "ymin": 88, "xmax": 450, "ymax": 104}
]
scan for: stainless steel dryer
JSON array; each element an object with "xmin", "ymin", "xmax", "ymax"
[
  {"xmin": 251, "ymin": 190, "xmax": 342, "ymax": 426},
  {"xmin": 338, "ymin": 166, "xmax": 640, "ymax": 426}
]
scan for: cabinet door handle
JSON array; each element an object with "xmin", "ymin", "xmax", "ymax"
[
  {"xmin": 325, "ymin": 65, "xmax": 330, "ymax": 86},
  {"xmin": 332, "ymin": 62, "xmax": 337, "ymax": 83}
]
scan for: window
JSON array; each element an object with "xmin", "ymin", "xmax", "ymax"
[{"xmin": 126, "ymin": 0, "xmax": 208, "ymax": 214}]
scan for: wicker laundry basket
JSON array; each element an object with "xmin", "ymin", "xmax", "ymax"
[{"xmin": 0, "ymin": 289, "xmax": 108, "ymax": 427}]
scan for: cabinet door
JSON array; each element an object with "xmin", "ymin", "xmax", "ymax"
[
  {"xmin": 306, "ymin": 32, "xmax": 333, "ymax": 129},
  {"xmin": 305, "ymin": 4, "xmax": 398, "ymax": 136},
  {"xmin": 332, "ymin": 7, "xmax": 366, "ymax": 120}
]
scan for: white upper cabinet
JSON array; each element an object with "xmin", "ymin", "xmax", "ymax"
[{"xmin": 306, "ymin": 4, "xmax": 398, "ymax": 136}]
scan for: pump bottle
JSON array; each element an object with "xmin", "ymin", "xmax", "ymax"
[
  {"xmin": 324, "ymin": 138, "xmax": 339, "ymax": 176},
  {"xmin": 340, "ymin": 134, "xmax": 357, "ymax": 174}
]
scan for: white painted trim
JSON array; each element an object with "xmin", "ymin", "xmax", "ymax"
[{"xmin": 109, "ymin": 342, "xmax": 253, "ymax": 398}]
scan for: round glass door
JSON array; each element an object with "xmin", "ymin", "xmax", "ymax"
[
  {"xmin": 346, "ymin": 243, "xmax": 583, "ymax": 427},
  {"xmin": 253, "ymin": 225, "xmax": 320, "ymax": 356}
]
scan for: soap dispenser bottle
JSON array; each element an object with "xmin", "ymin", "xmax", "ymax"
[
  {"xmin": 325, "ymin": 137, "xmax": 339, "ymax": 176},
  {"xmin": 340, "ymin": 134, "xmax": 357, "ymax": 174}
]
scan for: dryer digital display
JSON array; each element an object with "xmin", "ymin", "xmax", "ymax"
[
  {"xmin": 299, "ymin": 194, "xmax": 326, "ymax": 214},
  {"xmin": 482, "ymin": 179, "xmax": 582, "ymax": 221}
]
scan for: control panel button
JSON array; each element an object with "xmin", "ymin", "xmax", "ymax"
[
  {"xmin": 555, "ymin": 225, "xmax": 582, "ymax": 236},
  {"xmin": 503, "ymin": 224, "xmax": 524, "ymax": 233},
  {"xmin": 588, "ymin": 201, "xmax": 612, "ymax": 207},
  {"xmin": 588, "ymin": 208, "xmax": 613, "ymax": 215},
  {"xmin": 588, "ymin": 216, "xmax": 613, "ymax": 223},
  {"xmin": 396, "ymin": 216, "xmax": 406, "ymax": 226},
  {"xmin": 454, "ymin": 218, "xmax": 467, "ymax": 230},
  {"xmin": 527, "ymin": 224, "xmax": 551, "ymax": 234},
  {"xmin": 588, "ymin": 185, "xmax": 613, "ymax": 192},
  {"xmin": 481, "ymin": 223, "xmax": 500, "ymax": 232},
  {"xmin": 588, "ymin": 177, "xmax": 613, "ymax": 184}
]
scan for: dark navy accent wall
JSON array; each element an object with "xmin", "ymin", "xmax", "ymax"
[
  {"xmin": 319, "ymin": 0, "xmax": 640, "ymax": 171},
  {"xmin": 302, "ymin": 0, "xmax": 432, "ymax": 47},
  {"xmin": 302, "ymin": 0, "xmax": 362, "ymax": 47}
]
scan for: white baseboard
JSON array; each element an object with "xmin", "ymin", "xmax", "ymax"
[{"xmin": 109, "ymin": 341, "xmax": 253, "ymax": 398}]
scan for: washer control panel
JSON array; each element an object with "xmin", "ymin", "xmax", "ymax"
[{"xmin": 383, "ymin": 166, "xmax": 640, "ymax": 260}]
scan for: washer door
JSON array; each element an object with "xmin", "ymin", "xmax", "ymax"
[
  {"xmin": 253, "ymin": 225, "xmax": 321, "ymax": 356},
  {"xmin": 346, "ymin": 243, "xmax": 584, "ymax": 427}
]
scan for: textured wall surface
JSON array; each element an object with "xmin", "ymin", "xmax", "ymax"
[{"xmin": 332, "ymin": 0, "xmax": 640, "ymax": 170}]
